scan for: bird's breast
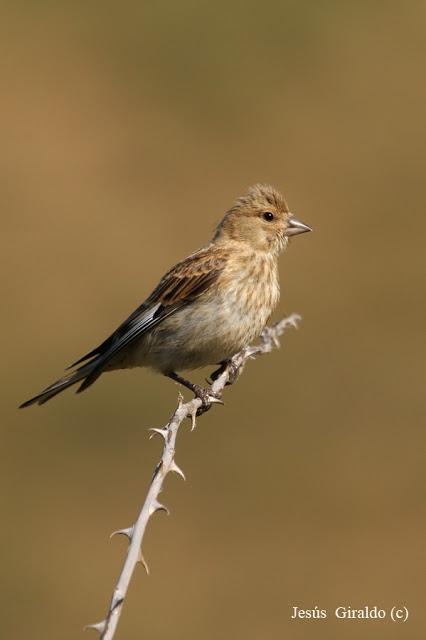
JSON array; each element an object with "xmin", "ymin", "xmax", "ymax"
[
  {"xmin": 131, "ymin": 251, "xmax": 280, "ymax": 372},
  {"xmin": 221, "ymin": 252, "xmax": 280, "ymax": 340}
]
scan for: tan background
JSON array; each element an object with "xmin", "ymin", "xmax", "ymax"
[{"xmin": 2, "ymin": 2, "xmax": 425, "ymax": 639}]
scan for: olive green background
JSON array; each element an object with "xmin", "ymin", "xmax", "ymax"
[{"xmin": 2, "ymin": 2, "xmax": 425, "ymax": 639}]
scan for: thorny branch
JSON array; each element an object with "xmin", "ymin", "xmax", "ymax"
[{"xmin": 86, "ymin": 313, "xmax": 301, "ymax": 639}]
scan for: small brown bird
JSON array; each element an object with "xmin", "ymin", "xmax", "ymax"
[{"xmin": 20, "ymin": 184, "xmax": 311, "ymax": 409}]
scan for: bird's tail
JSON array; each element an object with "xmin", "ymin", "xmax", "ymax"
[{"xmin": 19, "ymin": 361, "xmax": 101, "ymax": 408}]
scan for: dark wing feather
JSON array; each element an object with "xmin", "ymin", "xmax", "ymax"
[{"xmin": 74, "ymin": 247, "xmax": 228, "ymax": 390}]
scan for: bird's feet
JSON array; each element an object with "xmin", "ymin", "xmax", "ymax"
[
  {"xmin": 209, "ymin": 360, "xmax": 240, "ymax": 386},
  {"xmin": 167, "ymin": 371, "xmax": 223, "ymax": 416},
  {"xmin": 192, "ymin": 384, "xmax": 224, "ymax": 416}
]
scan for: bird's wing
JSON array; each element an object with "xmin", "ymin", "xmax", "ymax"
[{"xmin": 71, "ymin": 246, "xmax": 228, "ymax": 388}]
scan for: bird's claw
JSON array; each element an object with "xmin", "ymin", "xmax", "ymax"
[{"xmin": 192, "ymin": 385, "xmax": 224, "ymax": 416}]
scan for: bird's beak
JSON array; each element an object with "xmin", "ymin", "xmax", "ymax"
[{"xmin": 286, "ymin": 215, "xmax": 312, "ymax": 237}]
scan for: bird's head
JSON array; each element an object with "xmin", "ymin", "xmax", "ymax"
[{"xmin": 215, "ymin": 184, "xmax": 311, "ymax": 254}]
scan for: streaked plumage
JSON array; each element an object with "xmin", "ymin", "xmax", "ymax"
[{"xmin": 20, "ymin": 184, "xmax": 311, "ymax": 408}]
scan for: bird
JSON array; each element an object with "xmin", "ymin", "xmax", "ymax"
[{"xmin": 20, "ymin": 184, "xmax": 311, "ymax": 409}]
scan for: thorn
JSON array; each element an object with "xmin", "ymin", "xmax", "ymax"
[
  {"xmin": 149, "ymin": 500, "xmax": 170, "ymax": 516},
  {"xmin": 207, "ymin": 394, "xmax": 224, "ymax": 405},
  {"xmin": 177, "ymin": 392, "xmax": 184, "ymax": 408},
  {"xmin": 148, "ymin": 427, "xmax": 168, "ymax": 440},
  {"xmin": 137, "ymin": 549, "xmax": 150, "ymax": 574},
  {"xmin": 169, "ymin": 459, "xmax": 186, "ymax": 481},
  {"xmin": 187, "ymin": 406, "xmax": 197, "ymax": 431},
  {"xmin": 85, "ymin": 620, "xmax": 106, "ymax": 634},
  {"xmin": 110, "ymin": 526, "xmax": 134, "ymax": 541}
]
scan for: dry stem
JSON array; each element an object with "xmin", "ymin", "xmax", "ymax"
[{"xmin": 86, "ymin": 313, "xmax": 301, "ymax": 639}]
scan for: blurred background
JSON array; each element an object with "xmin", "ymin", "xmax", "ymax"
[{"xmin": 2, "ymin": 2, "xmax": 425, "ymax": 638}]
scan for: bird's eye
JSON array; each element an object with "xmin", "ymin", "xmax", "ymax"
[{"xmin": 263, "ymin": 212, "xmax": 274, "ymax": 221}]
